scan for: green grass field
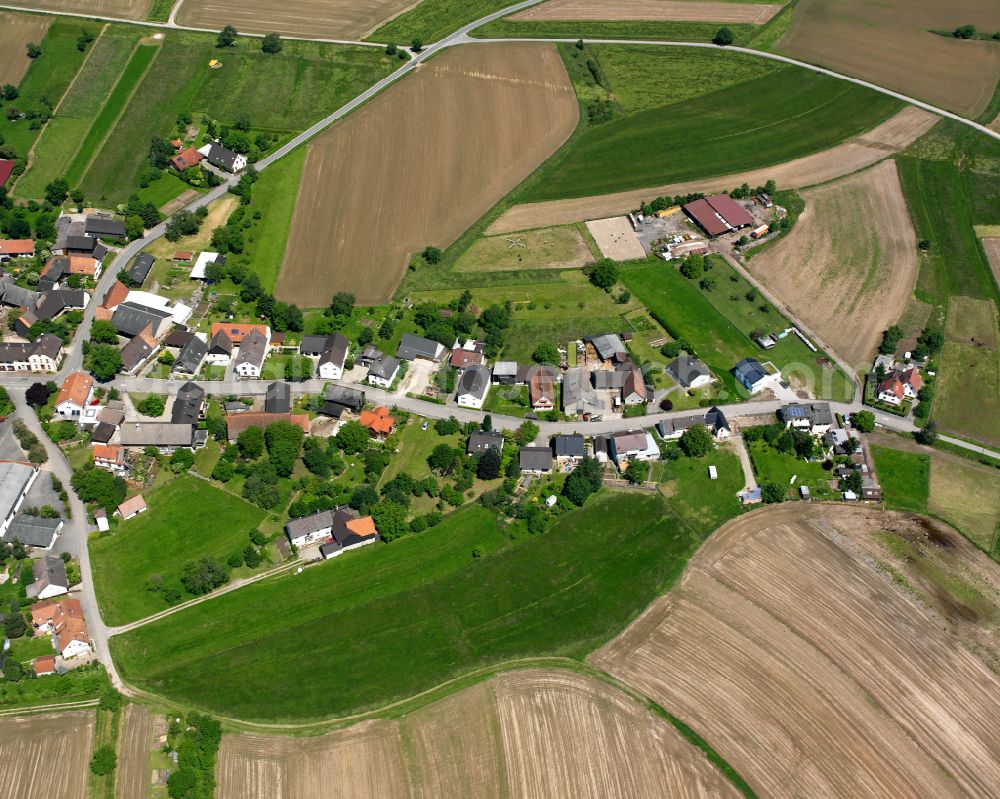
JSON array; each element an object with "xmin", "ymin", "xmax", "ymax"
[
  {"xmin": 90, "ymin": 476, "xmax": 266, "ymax": 625},
  {"xmin": 653, "ymin": 447, "xmax": 745, "ymax": 536},
  {"xmin": 112, "ymin": 491, "xmax": 702, "ymax": 721},
  {"xmin": 524, "ymin": 65, "xmax": 901, "ymax": 201},
  {"xmin": 934, "ymin": 341, "xmax": 1000, "ymax": 448},
  {"xmin": 371, "ymin": 0, "xmax": 511, "ymax": 44},
  {"xmin": 748, "ymin": 441, "xmax": 837, "ymax": 499},
  {"xmin": 871, "ymin": 445, "xmax": 930, "ymax": 513},
  {"xmin": 472, "ymin": 19, "xmax": 757, "ymax": 44}
]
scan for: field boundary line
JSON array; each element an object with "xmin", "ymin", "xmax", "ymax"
[{"xmin": 0, "ymin": 698, "xmax": 100, "ymax": 716}]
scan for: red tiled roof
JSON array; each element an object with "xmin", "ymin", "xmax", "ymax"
[
  {"xmin": 33, "ymin": 656, "xmax": 56, "ymax": 675},
  {"xmin": 101, "ymin": 280, "xmax": 129, "ymax": 309},
  {"xmin": 0, "ymin": 239, "xmax": 35, "ymax": 256},
  {"xmin": 55, "ymin": 372, "xmax": 93, "ymax": 408},
  {"xmin": 210, "ymin": 322, "xmax": 269, "ymax": 345},
  {"xmin": 0, "ymin": 159, "xmax": 14, "ymax": 187},
  {"xmin": 359, "ymin": 406, "xmax": 395, "ymax": 435},
  {"xmin": 345, "ymin": 515, "xmax": 377, "ymax": 538}
]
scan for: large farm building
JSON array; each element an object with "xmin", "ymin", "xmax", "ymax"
[{"xmin": 683, "ymin": 194, "xmax": 753, "ymax": 237}]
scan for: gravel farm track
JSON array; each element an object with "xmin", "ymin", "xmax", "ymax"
[
  {"xmin": 508, "ymin": 0, "xmax": 781, "ymax": 25},
  {"xmin": 217, "ymin": 670, "xmax": 740, "ymax": 799},
  {"xmin": 275, "ymin": 42, "xmax": 580, "ymax": 306},
  {"xmin": 488, "ymin": 105, "xmax": 937, "ymax": 234},
  {"xmin": 0, "ymin": 11, "xmax": 51, "ymax": 85},
  {"xmin": 745, "ymin": 160, "xmax": 919, "ymax": 367},
  {"xmin": 0, "ymin": 711, "xmax": 95, "ymax": 799},
  {"xmin": 592, "ymin": 504, "xmax": 1000, "ymax": 799}
]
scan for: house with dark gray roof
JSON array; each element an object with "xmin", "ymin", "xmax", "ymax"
[
  {"xmin": 284, "ymin": 506, "xmax": 378, "ymax": 553},
  {"xmin": 119, "ymin": 325, "xmax": 157, "ymax": 374},
  {"xmin": 299, "ymin": 335, "xmax": 332, "ymax": 356},
  {"xmin": 85, "ymin": 216, "xmax": 126, "ymax": 238},
  {"xmin": 3, "ymin": 515, "xmax": 62, "ymax": 550},
  {"xmin": 128, "ymin": 253, "xmax": 154, "ymax": 286},
  {"xmin": 667, "ymin": 355, "xmax": 712, "ymax": 389},
  {"xmin": 552, "ymin": 434, "xmax": 585, "ymax": 460},
  {"xmin": 366, "ymin": 356, "xmax": 400, "ymax": 388},
  {"xmin": 33, "ymin": 289, "xmax": 87, "ymax": 323},
  {"xmin": 200, "ymin": 142, "xmax": 247, "ymax": 173},
  {"xmin": 233, "ymin": 328, "xmax": 268, "ymax": 378},
  {"xmin": 173, "ymin": 335, "xmax": 207, "ymax": 376},
  {"xmin": 396, "ymin": 333, "xmax": 445, "ymax": 362},
  {"xmin": 467, "ymin": 431, "xmax": 503, "ymax": 456},
  {"xmin": 562, "ymin": 368, "xmax": 603, "ymax": 417},
  {"xmin": 519, "ymin": 446, "xmax": 553, "ymax": 474},
  {"xmin": 779, "ymin": 403, "xmax": 834, "ymax": 434},
  {"xmin": 207, "ymin": 329, "xmax": 233, "ymax": 363},
  {"xmin": 120, "ymin": 422, "xmax": 194, "ymax": 452},
  {"xmin": 0, "ymin": 278, "xmax": 40, "ymax": 309},
  {"xmin": 26, "ymin": 553, "xmax": 69, "ymax": 599},
  {"xmin": 112, "ymin": 301, "xmax": 171, "ymax": 338},
  {"xmin": 64, "ymin": 235, "xmax": 95, "ymax": 253},
  {"xmin": 265, "ymin": 381, "xmax": 291, "ymax": 413},
  {"xmin": 734, "ymin": 357, "xmax": 770, "ymax": 394},
  {"xmin": 171, "ymin": 382, "xmax": 205, "ymax": 425},
  {"xmin": 456, "ymin": 363, "xmax": 490, "ymax": 409},
  {"xmin": 91, "ymin": 422, "xmax": 116, "ymax": 444},
  {"xmin": 321, "ymin": 386, "xmax": 365, "ymax": 418},
  {"xmin": 318, "ymin": 333, "xmax": 350, "ymax": 380}
]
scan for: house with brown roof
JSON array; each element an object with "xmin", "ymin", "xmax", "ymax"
[
  {"xmin": 116, "ymin": 494, "xmax": 147, "ymax": 520},
  {"xmin": 284, "ymin": 506, "xmax": 379, "ymax": 556},
  {"xmin": 54, "ymin": 371, "xmax": 94, "ymax": 421},
  {"xmin": 31, "ymin": 597, "xmax": 90, "ymax": 659},
  {"xmin": 100, "ymin": 280, "xmax": 129, "ymax": 312},
  {"xmin": 170, "ymin": 147, "xmax": 203, "ymax": 172},
  {"xmin": 210, "ymin": 322, "xmax": 270, "ymax": 347},
  {"xmin": 33, "ymin": 656, "xmax": 56, "ymax": 676},
  {"xmin": 359, "ymin": 406, "xmax": 395, "ymax": 438},
  {"xmin": 92, "ymin": 444, "xmax": 126, "ymax": 472},
  {"xmin": 120, "ymin": 323, "xmax": 158, "ymax": 374},
  {"xmin": 877, "ymin": 367, "xmax": 922, "ymax": 407},
  {"xmin": 529, "ymin": 369, "xmax": 555, "ymax": 411},
  {"xmin": 0, "ymin": 239, "xmax": 35, "ymax": 261},
  {"xmin": 621, "ymin": 365, "xmax": 647, "ymax": 405}
]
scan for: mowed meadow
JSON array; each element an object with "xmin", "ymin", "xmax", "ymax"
[{"xmin": 274, "ymin": 42, "xmax": 579, "ymax": 306}]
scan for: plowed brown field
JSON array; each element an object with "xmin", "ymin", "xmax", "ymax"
[
  {"xmin": 593, "ymin": 504, "xmax": 1000, "ymax": 799},
  {"xmin": 0, "ymin": 711, "xmax": 94, "ymax": 799},
  {"xmin": 115, "ymin": 704, "xmax": 153, "ymax": 799},
  {"xmin": 176, "ymin": 0, "xmax": 414, "ymax": 41},
  {"xmin": 216, "ymin": 671, "xmax": 740, "ymax": 798},
  {"xmin": 275, "ymin": 43, "xmax": 579, "ymax": 306},
  {"xmin": 777, "ymin": 0, "xmax": 1000, "ymax": 117},
  {"xmin": 510, "ymin": 0, "xmax": 780, "ymax": 24},
  {"xmin": 489, "ymin": 106, "xmax": 936, "ymax": 234},
  {"xmin": 0, "ymin": 13, "xmax": 52, "ymax": 86},
  {"xmin": 2, "ymin": 0, "xmax": 150, "ymax": 20},
  {"xmin": 745, "ymin": 160, "xmax": 917, "ymax": 368}
]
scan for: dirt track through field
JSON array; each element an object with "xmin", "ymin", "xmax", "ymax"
[
  {"xmin": 2, "ymin": 0, "xmax": 150, "ymax": 20},
  {"xmin": 777, "ymin": 0, "xmax": 1000, "ymax": 118},
  {"xmin": 489, "ymin": 106, "xmax": 936, "ymax": 234},
  {"xmin": 176, "ymin": 0, "xmax": 414, "ymax": 41},
  {"xmin": 217, "ymin": 671, "xmax": 740, "ymax": 798},
  {"xmin": 0, "ymin": 13, "xmax": 52, "ymax": 87},
  {"xmin": 276, "ymin": 43, "xmax": 579, "ymax": 306},
  {"xmin": 510, "ymin": 0, "xmax": 780, "ymax": 24},
  {"xmin": 115, "ymin": 704, "xmax": 153, "ymax": 799},
  {"xmin": 745, "ymin": 160, "xmax": 917, "ymax": 368},
  {"xmin": 592, "ymin": 504, "xmax": 1000, "ymax": 798},
  {"xmin": 0, "ymin": 711, "xmax": 94, "ymax": 799}
]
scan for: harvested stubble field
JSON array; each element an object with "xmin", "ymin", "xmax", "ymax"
[
  {"xmin": 983, "ymin": 238, "xmax": 1000, "ymax": 286},
  {"xmin": 115, "ymin": 704, "xmax": 153, "ymax": 799},
  {"xmin": 746, "ymin": 160, "xmax": 917, "ymax": 368},
  {"xmin": 275, "ymin": 43, "xmax": 579, "ymax": 306},
  {"xmin": 929, "ymin": 456, "xmax": 1000, "ymax": 551},
  {"xmin": 489, "ymin": 106, "xmax": 936, "ymax": 234},
  {"xmin": 510, "ymin": 0, "xmax": 781, "ymax": 24},
  {"xmin": 593, "ymin": 504, "xmax": 1000, "ymax": 798},
  {"xmin": 3, "ymin": 0, "xmax": 150, "ymax": 19},
  {"xmin": 216, "ymin": 671, "xmax": 739, "ymax": 798},
  {"xmin": 776, "ymin": 0, "xmax": 1000, "ymax": 117},
  {"xmin": 176, "ymin": 0, "xmax": 413, "ymax": 41},
  {"xmin": 0, "ymin": 711, "xmax": 94, "ymax": 799},
  {"xmin": 0, "ymin": 13, "xmax": 51, "ymax": 86}
]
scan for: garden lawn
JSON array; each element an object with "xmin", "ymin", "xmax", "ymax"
[
  {"xmin": 653, "ymin": 447, "xmax": 744, "ymax": 536},
  {"xmin": 871, "ymin": 445, "xmax": 930, "ymax": 513},
  {"xmin": 90, "ymin": 476, "xmax": 266, "ymax": 625},
  {"xmin": 111, "ymin": 491, "xmax": 698, "ymax": 721},
  {"xmin": 379, "ymin": 420, "xmax": 461, "ymax": 484},
  {"xmin": 748, "ymin": 441, "xmax": 837, "ymax": 499},
  {"xmin": 524, "ymin": 66, "xmax": 901, "ymax": 201}
]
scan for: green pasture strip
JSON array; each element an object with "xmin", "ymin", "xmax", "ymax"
[
  {"xmin": 147, "ymin": 0, "xmax": 173, "ymax": 22},
  {"xmin": 90, "ymin": 476, "xmax": 266, "ymax": 626},
  {"xmin": 112, "ymin": 491, "xmax": 701, "ymax": 722},
  {"xmin": 471, "ymin": 19, "xmax": 757, "ymax": 45},
  {"xmin": 371, "ymin": 0, "xmax": 511, "ymax": 45},
  {"xmin": 523, "ymin": 65, "xmax": 902, "ymax": 201},
  {"xmin": 871, "ymin": 445, "xmax": 930, "ymax": 512}
]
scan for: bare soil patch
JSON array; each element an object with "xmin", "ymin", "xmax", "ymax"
[
  {"xmin": 489, "ymin": 106, "xmax": 936, "ymax": 234},
  {"xmin": 0, "ymin": 711, "xmax": 94, "ymax": 799},
  {"xmin": 777, "ymin": 0, "xmax": 1000, "ymax": 117},
  {"xmin": 592, "ymin": 504, "xmax": 1000, "ymax": 798},
  {"xmin": 115, "ymin": 704, "xmax": 153, "ymax": 799},
  {"xmin": 176, "ymin": 0, "xmax": 413, "ymax": 41},
  {"xmin": 585, "ymin": 216, "xmax": 647, "ymax": 261},
  {"xmin": 276, "ymin": 43, "xmax": 579, "ymax": 306},
  {"xmin": 511, "ymin": 0, "xmax": 781, "ymax": 24},
  {"xmin": 0, "ymin": 13, "xmax": 52, "ymax": 87},
  {"xmin": 980, "ymin": 238, "xmax": 1000, "ymax": 293},
  {"xmin": 3, "ymin": 0, "xmax": 150, "ymax": 20},
  {"xmin": 745, "ymin": 160, "xmax": 917, "ymax": 369}
]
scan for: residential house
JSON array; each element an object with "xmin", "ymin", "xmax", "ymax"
[
  {"xmin": 225, "ymin": 413, "xmax": 309, "ymax": 442},
  {"xmin": 120, "ymin": 423, "xmax": 194, "ymax": 453},
  {"xmin": 99, "ymin": 280, "xmax": 129, "ymax": 313},
  {"xmin": 703, "ymin": 406, "xmax": 731, "ymax": 439},
  {"xmin": 516, "ymin": 363, "xmax": 559, "ymax": 387},
  {"xmin": 467, "ymin": 431, "xmax": 504, "ymax": 456},
  {"xmin": 0, "ymin": 239, "xmax": 35, "ymax": 261},
  {"xmin": 120, "ymin": 323, "xmax": 158, "ymax": 375},
  {"xmin": 284, "ymin": 506, "xmax": 378, "ymax": 554},
  {"xmin": 449, "ymin": 343, "xmax": 484, "ymax": 371},
  {"xmin": 608, "ymin": 429, "xmax": 659, "ymax": 468},
  {"xmin": 367, "ymin": 356, "xmax": 400, "ymax": 389},
  {"xmin": 779, "ymin": 403, "xmax": 834, "ymax": 435},
  {"xmin": 33, "ymin": 656, "xmax": 57, "ymax": 677},
  {"xmin": 128, "ymin": 253, "xmax": 155, "ymax": 286},
  {"xmin": 552, "ymin": 433, "xmax": 586, "ymax": 462},
  {"xmin": 170, "ymin": 147, "xmax": 203, "ymax": 172},
  {"xmin": 491, "ymin": 361, "xmax": 518, "ymax": 385},
  {"xmin": 529, "ymin": 369, "xmax": 555, "ymax": 411},
  {"xmin": 734, "ymin": 357, "xmax": 770, "ymax": 394},
  {"xmin": 358, "ymin": 344, "xmax": 383, "ymax": 366},
  {"xmin": 171, "ymin": 382, "xmax": 205, "ymax": 425},
  {"xmin": 31, "ymin": 597, "xmax": 90, "ymax": 659},
  {"xmin": 519, "ymin": 446, "xmax": 553, "ymax": 474},
  {"xmin": 621, "ymin": 365, "xmax": 647, "ymax": 405},
  {"xmin": 116, "ymin": 494, "xmax": 147, "ymax": 520},
  {"xmin": 198, "ymin": 141, "xmax": 247, "ymax": 173},
  {"xmin": 84, "ymin": 216, "xmax": 126, "ymax": 239},
  {"xmin": 396, "ymin": 333, "xmax": 446, "ymax": 362},
  {"xmin": 656, "ymin": 407, "xmax": 729, "ymax": 441},
  {"xmin": 0, "ymin": 334, "xmax": 62, "ymax": 373},
  {"xmin": 210, "ymin": 322, "xmax": 270, "ymax": 347},
  {"xmin": 456, "ymin": 364, "xmax": 490, "ymax": 409},
  {"xmin": 317, "ymin": 333, "xmax": 350, "ymax": 380},
  {"xmin": 55, "ymin": 371, "xmax": 94, "ymax": 421},
  {"xmin": 299, "ymin": 334, "xmax": 332, "ymax": 356},
  {"xmin": 667, "ymin": 355, "xmax": 712, "ymax": 389},
  {"xmin": 321, "ymin": 386, "xmax": 365, "ymax": 419},
  {"xmin": 233, "ymin": 328, "xmax": 269, "ymax": 378},
  {"xmin": 27, "ymin": 555, "xmax": 69, "ymax": 600},
  {"xmin": 265, "ymin": 381, "xmax": 291, "ymax": 414},
  {"xmin": 163, "ymin": 329, "xmax": 194, "ymax": 349},
  {"xmin": 825, "ymin": 428, "xmax": 853, "ymax": 456},
  {"xmin": 92, "ymin": 444, "xmax": 126, "ymax": 472},
  {"xmin": 877, "ymin": 368, "xmax": 922, "ymax": 406},
  {"xmin": 359, "ymin": 406, "xmax": 395, "ymax": 438},
  {"xmin": 0, "ymin": 277, "xmax": 40, "ymax": 310},
  {"xmin": 113, "ymin": 302, "xmax": 172, "ymax": 339},
  {"xmin": 3, "ymin": 513, "xmax": 61, "ymax": 549},
  {"xmin": 562, "ymin": 368, "xmax": 603, "ymax": 418},
  {"xmin": 173, "ymin": 335, "xmax": 207, "ymax": 376},
  {"xmin": 206, "ymin": 329, "xmax": 233, "ymax": 364}
]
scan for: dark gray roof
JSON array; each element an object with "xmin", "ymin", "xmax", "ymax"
[
  {"xmin": 209, "ymin": 329, "xmax": 232, "ymax": 354},
  {"xmin": 734, "ymin": 357, "xmax": 767, "ymax": 386},
  {"xmin": 704, "ymin": 406, "xmax": 729, "ymax": 434},
  {"xmin": 174, "ymin": 335, "xmax": 207, "ymax": 374},
  {"xmin": 367, "ymin": 356, "xmax": 400, "ymax": 381},
  {"xmin": 64, "ymin": 235, "xmax": 95, "ymax": 252},
  {"xmin": 780, "ymin": 402, "xmax": 833, "ymax": 427},
  {"xmin": 120, "ymin": 422, "xmax": 194, "ymax": 448},
  {"xmin": 519, "ymin": 446, "xmax": 553, "ymax": 472},
  {"xmin": 396, "ymin": 333, "xmax": 443, "ymax": 361},
  {"xmin": 91, "ymin": 422, "xmax": 116, "ymax": 443},
  {"xmin": 592, "ymin": 370, "xmax": 627, "ymax": 390},
  {"xmin": 129, "ymin": 253, "xmax": 154, "ymax": 285},
  {"xmin": 234, "ymin": 328, "xmax": 267, "ymax": 369},
  {"xmin": 206, "ymin": 142, "xmax": 242, "ymax": 171},
  {"xmin": 163, "ymin": 329, "xmax": 194, "ymax": 348},
  {"xmin": 0, "ymin": 281, "xmax": 40, "ymax": 309},
  {"xmin": 325, "ymin": 386, "xmax": 364, "ymax": 410},
  {"xmin": 319, "ymin": 401, "xmax": 346, "ymax": 418},
  {"xmin": 457, "ymin": 363, "xmax": 490, "ymax": 400},
  {"xmin": 552, "ymin": 434, "xmax": 585, "ymax": 458},
  {"xmin": 467, "ymin": 431, "xmax": 503, "ymax": 455},
  {"xmin": 285, "ymin": 506, "xmax": 375, "ymax": 549},
  {"xmin": 319, "ymin": 333, "xmax": 350, "ymax": 368},
  {"xmin": 113, "ymin": 302, "xmax": 170, "ymax": 337},
  {"xmin": 359, "ymin": 344, "xmax": 383, "ymax": 363},
  {"xmin": 171, "ymin": 382, "xmax": 204, "ymax": 425},
  {"xmin": 667, "ymin": 355, "xmax": 711, "ymax": 388},
  {"xmin": 30, "ymin": 553, "xmax": 68, "ymax": 589},
  {"xmin": 35, "ymin": 290, "xmax": 86, "ymax": 322},
  {"xmin": 3, "ymin": 516, "xmax": 61, "ymax": 548},
  {"xmin": 562, "ymin": 368, "xmax": 601, "ymax": 414},
  {"xmin": 85, "ymin": 216, "xmax": 126, "ymax": 238},
  {"xmin": 587, "ymin": 333, "xmax": 626, "ymax": 361},
  {"xmin": 300, "ymin": 335, "xmax": 331, "ymax": 356},
  {"xmin": 32, "ymin": 333, "xmax": 62, "ymax": 361},
  {"xmin": 265, "ymin": 381, "xmax": 291, "ymax": 413},
  {"xmin": 120, "ymin": 332, "xmax": 155, "ymax": 371}
]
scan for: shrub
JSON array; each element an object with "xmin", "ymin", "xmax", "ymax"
[{"xmin": 90, "ymin": 745, "xmax": 117, "ymax": 776}]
